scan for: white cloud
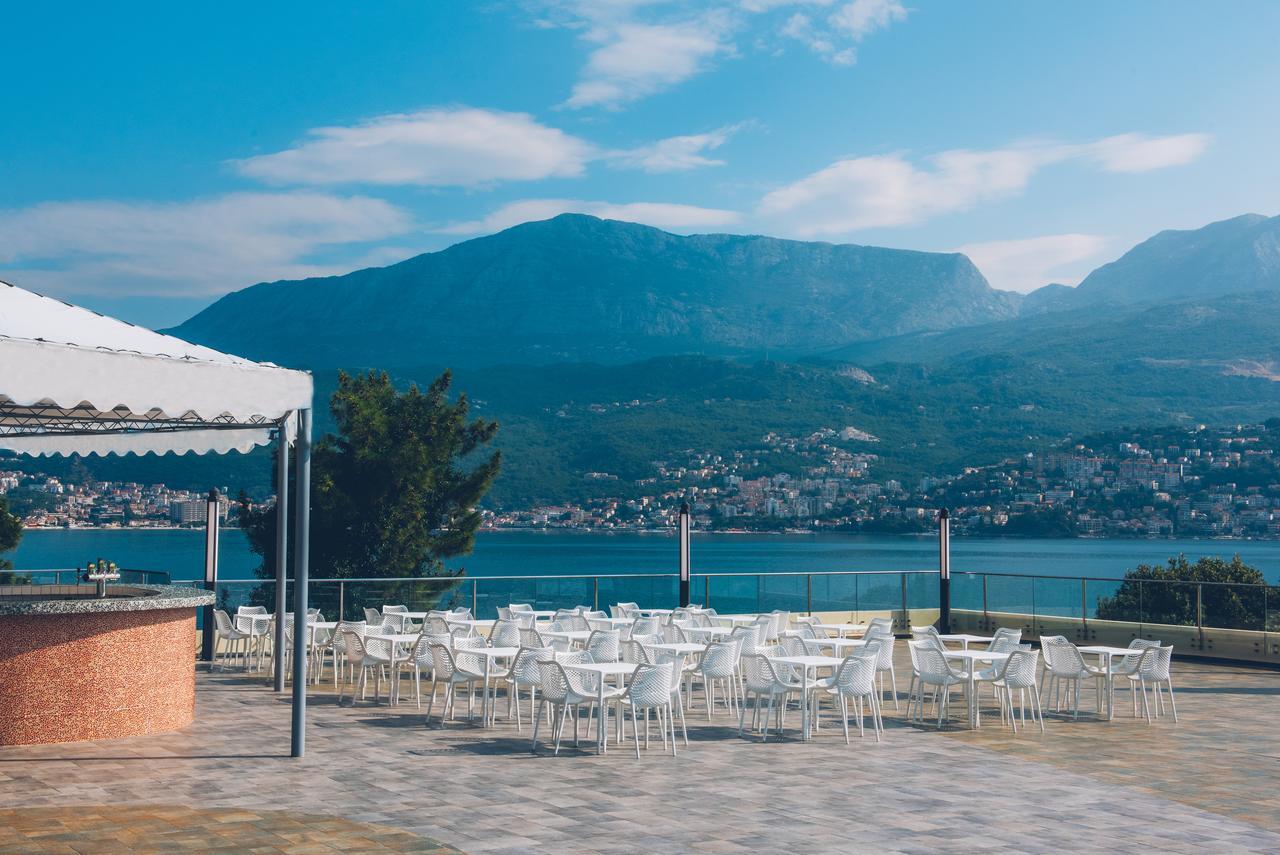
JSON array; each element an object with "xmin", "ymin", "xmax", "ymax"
[
  {"xmin": 757, "ymin": 132, "xmax": 1212, "ymax": 236},
  {"xmin": 437, "ymin": 198, "xmax": 741, "ymax": 234},
  {"xmin": 233, "ymin": 108, "xmax": 596, "ymax": 187},
  {"xmin": 609, "ymin": 124, "xmax": 745, "ymax": 172},
  {"xmin": 771, "ymin": 0, "xmax": 906, "ymax": 65},
  {"xmin": 566, "ymin": 16, "xmax": 732, "ymax": 108},
  {"xmin": 0, "ymin": 192, "xmax": 412, "ymax": 297},
  {"xmin": 956, "ymin": 233, "xmax": 1109, "ymax": 293},
  {"xmin": 828, "ymin": 0, "xmax": 907, "ymax": 40},
  {"xmin": 1082, "ymin": 132, "xmax": 1211, "ymax": 173}
]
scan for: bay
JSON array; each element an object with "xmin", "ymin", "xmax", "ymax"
[{"xmin": 9, "ymin": 528, "xmax": 1280, "ymax": 584}]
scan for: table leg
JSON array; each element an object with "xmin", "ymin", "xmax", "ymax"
[
  {"xmin": 483, "ymin": 659, "xmax": 492, "ymax": 726},
  {"xmin": 597, "ymin": 681, "xmax": 606, "ymax": 755},
  {"xmin": 1105, "ymin": 653, "xmax": 1114, "ymax": 721},
  {"xmin": 969, "ymin": 668, "xmax": 977, "ymax": 728},
  {"xmin": 802, "ymin": 668, "xmax": 811, "ymax": 740}
]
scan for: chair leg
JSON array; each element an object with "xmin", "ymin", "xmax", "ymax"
[
  {"xmin": 1166, "ymin": 678, "xmax": 1178, "ymax": 723},
  {"xmin": 889, "ymin": 666, "xmax": 900, "ymax": 710},
  {"xmin": 531, "ymin": 698, "xmax": 546, "ymax": 751}
]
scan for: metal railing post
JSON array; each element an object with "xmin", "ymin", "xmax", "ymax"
[
  {"xmin": 982, "ymin": 574, "xmax": 989, "ymax": 631},
  {"xmin": 593, "ymin": 576, "xmax": 599, "ymax": 612},
  {"xmin": 338, "ymin": 581, "xmax": 345, "ymax": 623},
  {"xmin": 806, "ymin": 574, "xmax": 812, "ymax": 615},
  {"xmin": 900, "ymin": 573, "xmax": 908, "ymax": 631},
  {"xmin": 472, "ymin": 579, "xmax": 478, "ymax": 617},
  {"xmin": 1081, "ymin": 578, "xmax": 1088, "ymax": 641},
  {"xmin": 1196, "ymin": 583, "xmax": 1205, "ymax": 650},
  {"xmin": 704, "ymin": 575, "xmax": 710, "ymax": 609}
]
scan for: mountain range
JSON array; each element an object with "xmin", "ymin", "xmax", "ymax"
[
  {"xmin": 170, "ymin": 214, "xmax": 1019, "ymax": 367},
  {"xmin": 122, "ymin": 211, "xmax": 1280, "ymax": 503}
]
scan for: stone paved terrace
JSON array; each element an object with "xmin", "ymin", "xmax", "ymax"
[{"xmin": 1, "ymin": 651, "xmax": 1278, "ymax": 854}]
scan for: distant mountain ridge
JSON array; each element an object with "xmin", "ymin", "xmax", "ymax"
[
  {"xmin": 1022, "ymin": 213, "xmax": 1280, "ymax": 310},
  {"xmin": 168, "ymin": 214, "xmax": 1019, "ymax": 368}
]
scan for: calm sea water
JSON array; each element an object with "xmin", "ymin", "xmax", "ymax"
[{"xmin": 10, "ymin": 528, "xmax": 1280, "ymax": 583}]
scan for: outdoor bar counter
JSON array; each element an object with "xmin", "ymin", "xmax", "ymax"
[{"xmin": 0, "ymin": 584, "xmax": 215, "ymax": 746}]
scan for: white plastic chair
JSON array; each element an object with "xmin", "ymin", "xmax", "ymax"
[
  {"xmin": 505, "ymin": 646, "xmax": 555, "ymax": 731},
  {"xmin": 739, "ymin": 653, "xmax": 804, "ymax": 741},
  {"xmin": 908, "ymin": 640, "xmax": 969, "ymax": 726},
  {"xmin": 865, "ymin": 630, "xmax": 900, "ymax": 710},
  {"xmin": 1128, "ymin": 645, "xmax": 1177, "ymax": 724},
  {"xmin": 1040, "ymin": 636, "xmax": 1105, "ymax": 719},
  {"xmin": 976, "ymin": 648, "xmax": 1043, "ymax": 732},
  {"xmin": 586, "ymin": 629, "xmax": 621, "ymax": 663},
  {"xmin": 695, "ymin": 639, "xmax": 740, "ymax": 719},
  {"xmin": 489, "ymin": 619, "xmax": 522, "ymax": 648},
  {"xmin": 336, "ymin": 629, "xmax": 393, "ymax": 705},
  {"xmin": 212, "ymin": 609, "xmax": 250, "ymax": 671},
  {"xmin": 867, "ymin": 616, "xmax": 894, "ymax": 635},
  {"xmin": 405, "ymin": 632, "xmax": 452, "ymax": 708},
  {"xmin": 815, "ymin": 645, "xmax": 883, "ymax": 743},
  {"xmin": 424, "ymin": 641, "xmax": 484, "ymax": 724},
  {"xmin": 532, "ymin": 654, "xmax": 620, "ymax": 754},
  {"xmin": 619, "ymin": 662, "xmax": 678, "ymax": 758}
]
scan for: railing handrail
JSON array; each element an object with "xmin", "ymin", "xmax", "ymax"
[{"xmin": 176, "ymin": 568, "xmax": 1275, "ymax": 590}]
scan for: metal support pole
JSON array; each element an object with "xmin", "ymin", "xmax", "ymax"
[
  {"xmin": 273, "ymin": 417, "xmax": 290, "ymax": 692},
  {"xmin": 938, "ymin": 508, "xmax": 951, "ymax": 634},
  {"xmin": 678, "ymin": 503, "xmax": 691, "ymax": 607},
  {"xmin": 290, "ymin": 408, "xmax": 312, "ymax": 758},
  {"xmin": 201, "ymin": 489, "xmax": 220, "ymax": 663}
]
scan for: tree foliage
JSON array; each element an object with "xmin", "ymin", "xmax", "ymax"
[
  {"xmin": 1095, "ymin": 554, "xmax": 1268, "ymax": 629},
  {"xmin": 242, "ymin": 371, "xmax": 500, "ymax": 614},
  {"xmin": 0, "ymin": 496, "xmax": 24, "ymax": 579}
]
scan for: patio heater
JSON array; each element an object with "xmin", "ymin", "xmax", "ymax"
[
  {"xmin": 678, "ymin": 502, "xmax": 691, "ymax": 607},
  {"xmin": 201, "ymin": 488, "xmax": 220, "ymax": 662},
  {"xmin": 938, "ymin": 507, "xmax": 951, "ymax": 634}
]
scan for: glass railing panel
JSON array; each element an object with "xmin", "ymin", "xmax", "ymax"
[
  {"xmin": 809, "ymin": 573, "xmax": 857, "ymax": 614},
  {"xmin": 599, "ymin": 575, "xmax": 678, "ymax": 613},
  {"xmin": 1198, "ymin": 582, "xmax": 1266, "ymax": 632},
  {"xmin": 950, "ymin": 572, "xmax": 984, "ymax": 613},
  {"xmin": 704, "ymin": 574, "xmax": 763, "ymax": 615},
  {"xmin": 1134, "ymin": 580, "xmax": 1199, "ymax": 628},
  {"xmin": 758, "ymin": 574, "xmax": 807, "ymax": 615},
  {"xmin": 983, "ymin": 574, "xmax": 1034, "ymax": 618},
  {"xmin": 1032, "ymin": 576, "xmax": 1082, "ymax": 620},
  {"xmin": 1268, "ymin": 586, "xmax": 1280, "ymax": 634},
  {"xmin": 1085, "ymin": 578, "xmax": 1126, "ymax": 621},
  {"xmin": 857, "ymin": 573, "xmax": 900, "ymax": 615},
  {"xmin": 313, "ymin": 577, "xmax": 469, "ymax": 622},
  {"xmin": 904, "ymin": 572, "xmax": 938, "ymax": 612}
]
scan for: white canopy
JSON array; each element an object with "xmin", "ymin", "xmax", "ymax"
[{"xmin": 0, "ymin": 280, "xmax": 313, "ymax": 456}]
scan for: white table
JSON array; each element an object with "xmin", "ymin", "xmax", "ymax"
[
  {"xmin": 541, "ymin": 629, "xmax": 592, "ymax": 646},
  {"xmin": 1079, "ymin": 645, "xmax": 1137, "ymax": 720},
  {"xmin": 711, "ymin": 614, "xmax": 760, "ymax": 628},
  {"xmin": 811, "ymin": 623, "xmax": 868, "ymax": 638},
  {"xmin": 799, "ymin": 637, "xmax": 869, "ymax": 655},
  {"xmin": 587, "ymin": 617, "xmax": 635, "ymax": 629},
  {"xmin": 938, "ymin": 633, "xmax": 994, "ymax": 650},
  {"xmin": 681, "ymin": 625, "xmax": 731, "ymax": 641},
  {"xmin": 943, "ymin": 649, "xmax": 1011, "ymax": 727},
  {"xmin": 649, "ymin": 641, "xmax": 705, "ymax": 656},
  {"xmin": 460, "ymin": 646, "xmax": 519, "ymax": 726},
  {"xmin": 636, "ymin": 608, "xmax": 673, "ymax": 617},
  {"xmin": 768, "ymin": 654, "xmax": 843, "ymax": 740},
  {"xmin": 562, "ymin": 661, "xmax": 640, "ymax": 753}
]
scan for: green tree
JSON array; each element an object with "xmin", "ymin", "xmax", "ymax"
[
  {"xmin": 0, "ymin": 496, "xmax": 26, "ymax": 582},
  {"xmin": 242, "ymin": 370, "xmax": 500, "ymax": 618},
  {"xmin": 1095, "ymin": 554, "xmax": 1268, "ymax": 629}
]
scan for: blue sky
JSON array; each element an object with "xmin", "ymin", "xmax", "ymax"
[{"xmin": 3, "ymin": 1, "xmax": 1278, "ymax": 328}]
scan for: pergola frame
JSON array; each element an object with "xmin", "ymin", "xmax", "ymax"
[{"xmin": 0, "ymin": 279, "xmax": 315, "ymax": 757}]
